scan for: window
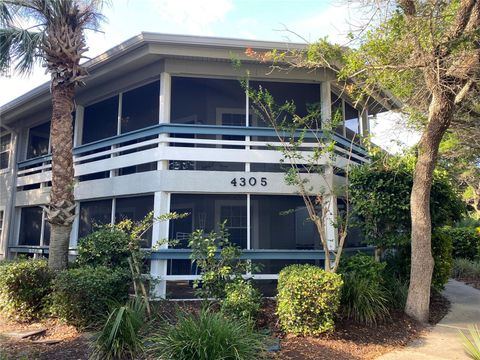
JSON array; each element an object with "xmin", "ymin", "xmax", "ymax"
[
  {"xmin": 83, "ymin": 96, "xmax": 118, "ymax": 144},
  {"xmin": 250, "ymin": 81, "xmax": 321, "ymax": 127},
  {"xmin": 0, "ymin": 129, "xmax": 11, "ymax": 170},
  {"xmin": 115, "ymin": 196, "xmax": 154, "ymax": 247},
  {"xmin": 18, "ymin": 207, "xmax": 50, "ymax": 246},
  {"xmin": 27, "ymin": 122, "xmax": 50, "ymax": 159},
  {"xmin": 78, "ymin": 195, "xmax": 154, "ymax": 244},
  {"xmin": 78, "ymin": 199, "xmax": 112, "ymax": 239},
  {"xmin": 121, "ymin": 81, "xmax": 159, "ymax": 133},
  {"xmin": 171, "ymin": 77, "xmax": 245, "ymax": 126}
]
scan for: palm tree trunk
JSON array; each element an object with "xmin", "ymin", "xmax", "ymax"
[
  {"xmin": 47, "ymin": 83, "xmax": 76, "ymax": 271},
  {"xmin": 405, "ymin": 92, "xmax": 454, "ymax": 323}
]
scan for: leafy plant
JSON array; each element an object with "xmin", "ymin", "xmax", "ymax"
[
  {"xmin": 50, "ymin": 266, "xmax": 130, "ymax": 328},
  {"xmin": 0, "ymin": 258, "xmax": 53, "ymax": 320},
  {"xmin": 349, "ymin": 154, "xmax": 464, "ymax": 250},
  {"xmin": 339, "ymin": 253, "xmax": 385, "ymax": 283},
  {"xmin": 460, "ymin": 325, "xmax": 480, "ymax": 360},
  {"xmin": 221, "ymin": 280, "xmax": 261, "ymax": 320},
  {"xmin": 90, "ymin": 298, "xmax": 147, "ymax": 360},
  {"xmin": 341, "ymin": 273, "xmax": 390, "ymax": 325},
  {"xmin": 277, "ymin": 264, "xmax": 343, "ymax": 336},
  {"xmin": 147, "ymin": 308, "xmax": 265, "ymax": 360},
  {"xmin": 189, "ymin": 222, "xmax": 254, "ymax": 299},
  {"xmin": 442, "ymin": 226, "xmax": 480, "ymax": 260},
  {"xmin": 339, "ymin": 254, "xmax": 390, "ymax": 324},
  {"xmin": 452, "ymin": 258, "xmax": 480, "ymax": 280},
  {"xmin": 77, "ymin": 227, "xmax": 131, "ymax": 269}
]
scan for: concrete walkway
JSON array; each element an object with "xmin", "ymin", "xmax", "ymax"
[{"xmin": 378, "ymin": 279, "xmax": 480, "ymax": 360}]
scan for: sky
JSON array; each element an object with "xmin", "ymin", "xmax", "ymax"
[{"xmin": 0, "ymin": 0, "xmax": 420, "ymax": 152}]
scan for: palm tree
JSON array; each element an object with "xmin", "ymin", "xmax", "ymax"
[{"xmin": 0, "ymin": 0, "xmax": 108, "ymax": 270}]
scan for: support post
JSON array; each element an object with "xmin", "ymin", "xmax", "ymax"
[
  {"xmin": 324, "ymin": 166, "xmax": 338, "ymax": 251},
  {"xmin": 150, "ymin": 191, "xmax": 170, "ymax": 299},
  {"xmin": 320, "ymin": 81, "xmax": 332, "ymax": 127}
]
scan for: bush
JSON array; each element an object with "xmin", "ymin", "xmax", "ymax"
[
  {"xmin": 382, "ymin": 228, "xmax": 453, "ymax": 292},
  {"xmin": 339, "ymin": 253, "xmax": 385, "ymax": 282},
  {"xmin": 452, "ymin": 258, "xmax": 480, "ymax": 279},
  {"xmin": 441, "ymin": 226, "xmax": 480, "ymax": 260},
  {"xmin": 148, "ymin": 308, "xmax": 265, "ymax": 360},
  {"xmin": 189, "ymin": 224, "xmax": 253, "ymax": 300},
  {"xmin": 341, "ymin": 274, "xmax": 390, "ymax": 325},
  {"xmin": 76, "ymin": 227, "xmax": 131, "ymax": 269},
  {"xmin": 50, "ymin": 266, "xmax": 130, "ymax": 327},
  {"xmin": 277, "ymin": 264, "xmax": 343, "ymax": 336},
  {"xmin": 221, "ymin": 280, "xmax": 261, "ymax": 320},
  {"xmin": 0, "ymin": 258, "xmax": 53, "ymax": 320},
  {"xmin": 90, "ymin": 298, "xmax": 146, "ymax": 360},
  {"xmin": 338, "ymin": 254, "xmax": 389, "ymax": 325},
  {"xmin": 431, "ymin": 229, "xmax": 454, "ymax": 291}
]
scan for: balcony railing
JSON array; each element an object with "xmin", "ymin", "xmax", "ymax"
[{"xmin": 16, "ymin": 123, "xmax": 369, "ymax": 189}]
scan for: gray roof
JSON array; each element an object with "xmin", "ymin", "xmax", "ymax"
[{"xmin": 0, "ymin": 32, "xmax": 400, "ymax": 122}]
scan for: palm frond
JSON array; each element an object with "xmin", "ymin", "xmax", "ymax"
[{"xmin": 0, "ymin": 27, "xmax": 44, "ymax": 74}]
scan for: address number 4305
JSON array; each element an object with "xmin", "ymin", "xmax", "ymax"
[{"xmin": 230, "ymin": 177, "xmax": 267, "ymax": 187}]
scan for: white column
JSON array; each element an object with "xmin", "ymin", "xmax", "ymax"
[
  {"xmin": 159, "ymin": 72, "xmax": 171, "ymax": 171},
  {"xmin": 323, "ymin": 166, "xmax": 338, "ymax": 251},
  {"xmin": 320, "ymin": 81, "xmax": 332, "ymax": 127},
  {"xmin": 73, "ymin": 105, "xmax": 84, "ymax": 147},
  {"xmin": 150, "ymin": 191, "xmax": 170, "ymax": 299},
  {"xmin": 150, "ymin": 73, "xmax": 172, "ymax": 299}
]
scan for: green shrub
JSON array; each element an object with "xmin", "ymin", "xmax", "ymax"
[
  {"xmin": 76, "ymin": 227, "xmax": 131, "ymax": 269},
  {"xmin": 148, "ymin": 308, "xmax": 265, "ymax": 360},
  {"xmin": 90, "ymin": 298, "xmax": 146, "ymax": 360},
  {"xmin": 340, "ymin": 273, "xmax": 390, "ymax": 325},
  {"xmin": 50, "ymin": 266, "xmax": 130, "ymax": 327},
  {"xmin": 338, "ymin": 254, "xmax": 390, "ymax": 325},
  {"xmin": 452, "ymin": 258, "xmax": 480, "ymax": 279},
  {"xmin": 0, "ymin": 258, "xmax": 53, "ymax": 320},
  {"xmin": 382, "ymin": 228, "xmax": 453, "ymax": 292},
  {"xmin": 189, "ymin": 224, "xmax": 254, "ymax": 300},
  {"xmin": 221, "ymin": 280, "xmax": 261, "ymax": 320},
  {"xmin": 442, "ymin": 227, "xmax": 480, "ymax": 260},
  {"xmin": 432, "ymin": 229, "xmax": 454, "ymax": 291},
  {"xmin": 277, "ymin": 264, "xmax": 343, "ymax": 336},
  {"xmin": 339, "ymin": 253, "xmax": 385, "ymax": 282},
  {"xmin": 384, "ymin": 275, "xmax": 409, "ymax": 310}
]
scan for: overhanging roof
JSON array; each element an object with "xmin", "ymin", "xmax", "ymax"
[{"xmin": 0, "ymin": 32, "xmax": 400, "ymax": 124}]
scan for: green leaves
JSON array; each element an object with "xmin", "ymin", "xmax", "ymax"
[{"xmin": 277, "ymin": 264, "xmax": 343, "ymax": 336}]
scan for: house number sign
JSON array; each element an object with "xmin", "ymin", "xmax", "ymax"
[{"xmin": 230, "ymin": 176, "xmax": 267, "ymax": 187}]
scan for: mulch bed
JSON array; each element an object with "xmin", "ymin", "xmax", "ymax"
[
  {"xmin": 0, "ymin": 293, "xmax": 451, "ymax": 360},
  {"xmin": 267, "ymin": 292, "xmax": 450, "ymax": 360},
  {"xmin": 0, "ymin": 318, "xmax": 90, "ymax": 360}
]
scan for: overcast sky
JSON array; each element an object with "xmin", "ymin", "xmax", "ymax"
[{"xmin": 0, "ymin": 0, "xmax": 420, "ymax": 152}]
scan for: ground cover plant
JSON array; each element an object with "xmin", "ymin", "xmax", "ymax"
[
  {"xmin": 339, "ymin": 254, "xmax": 390, "ymax": 325},
  {"xmin": 147, "ymin": 307, "xmax": 265, "ymax": 360}
]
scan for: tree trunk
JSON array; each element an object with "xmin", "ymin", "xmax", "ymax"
[
  {"xmin": 405, "ymin": 93, "xmax": 455, "ymax": 323},
  {"xmin": 47, "ymin": 83, "xmax": 76, "ymax": 271}
]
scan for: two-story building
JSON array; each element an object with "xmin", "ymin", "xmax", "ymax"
[{"xmin": 0, "ymin": 33, "xmax": 398, "ymax": 298}]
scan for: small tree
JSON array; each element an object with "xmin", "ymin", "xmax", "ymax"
[{"xmin": 245, "ymin": 82, "xmax": 353, "ymax": 272}]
